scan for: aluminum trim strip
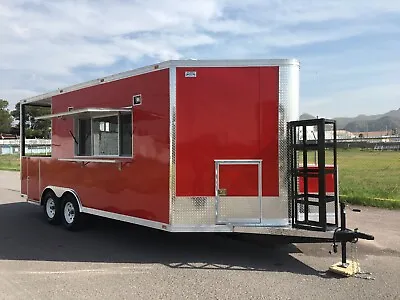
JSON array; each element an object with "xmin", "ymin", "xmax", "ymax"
[
  {"xmin": 35, "ymin": 107, "xmax": 131, "ymax": 120},
  {"xmin": 27, "ymin": 199, "xmax": 40, "ymax": 206},
  {"xmin": 26, "ymin": 157, "xmax": 29, "ymax": 197},
  {"xmin": 57, "ymin": 158, "xmax": 129, "ymax": 163},
  {"xmin": 214, "ymin": 162, "xmax": 219, "ymax": 222},
  {"xmin": 232, "ymin": 226, "xmax": 335, "ymax": 239},
  {"xmin": 169, "ymin": 225, "xmax": 233, "ymax": 233},
  {"xmin": 225, "ymin": 218, "xmax": 289, "ymax": 227},
  {"xmin": 171, "ymin": 59, "xmax": 299, "ymax": 67},
  {"xmin": 81, "ymin": 207, "xmax": 170, "ymax": 231},
  {"xmin": 214, "ymin": 159, "xmax": 262, "ymax": 164},
  {"xmin": 259, "ymin": 160, "xmax": 263, "ymax": 221}
]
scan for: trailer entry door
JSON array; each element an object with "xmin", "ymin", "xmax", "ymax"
[
  {"xmin": 26, "ymin": 157, "xmax": 40, "ymax": 203},
  {"xmin": 215, "ymin": 160, "xmax": 262, "ymax": 224}
]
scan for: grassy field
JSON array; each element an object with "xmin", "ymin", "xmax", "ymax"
[
  {"xmin": 0, "ymin": 155, "xmax": 20, "ymax": 171},
  {"xmin": 1, "ymin": 150, "xmax": 399, "ymax": 208},
  {"xmin": 337, "ymin": 148, "xmax": 400, "ymax": 209}
]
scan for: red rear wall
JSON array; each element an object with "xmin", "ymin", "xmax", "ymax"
[{"xmin": 175, "ymin": 66, "xmax": 279, "ymax": 197}]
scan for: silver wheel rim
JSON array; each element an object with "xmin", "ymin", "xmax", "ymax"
[
  {"xmin": 64, "ymin": 202, "xmax": 75, "ymax": 224},
  {"xmin": 46, "ymin": 198, "xmax": 56, "ymax": 219}
]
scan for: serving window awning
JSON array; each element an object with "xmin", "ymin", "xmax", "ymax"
[{"xmin": 35, "ymin": 107, "xmax": 132, "ymax": 120}]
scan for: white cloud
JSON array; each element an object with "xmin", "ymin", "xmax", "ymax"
[
  {"xmin": 0, "ymin": 0, "xmax": 399, "ymax": 117},
  {"xmin": 302, "ymin": 83, "xmax": 400, "ymax": 118},
  {"xmin": 230, "ymin": 0, "xmax": 400, "ymax": 25},
  {"xmin": 298, "ymin": 47, "xmax": 400, "ymax": 117}
]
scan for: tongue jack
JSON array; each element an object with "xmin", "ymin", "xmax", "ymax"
[{"xmin": 329, "ymin": 202, "xmax": 374, "ymax": 276}]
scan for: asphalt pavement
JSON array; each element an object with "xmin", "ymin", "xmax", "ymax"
[{"xmin": 0, "ymin": 170, "xmax": 399, "ymax": 299}]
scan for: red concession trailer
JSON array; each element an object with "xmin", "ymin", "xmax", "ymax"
[{"xmin": 18, "ymin": 59, "xmax": 373, "ymax": 254}]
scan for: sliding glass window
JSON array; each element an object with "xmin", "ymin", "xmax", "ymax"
[{"xmin": 76, "ymin": 112, "xmax": 132, "ymax": 157}]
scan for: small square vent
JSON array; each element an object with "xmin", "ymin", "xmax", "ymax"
[{"xmin": 133, "ymin": 94, "xmax": 142, "ymax": 106}]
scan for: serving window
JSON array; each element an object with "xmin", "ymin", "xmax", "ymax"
[
  {"xmin": 35, "ymin": 107, "xmax": 133, "ymax": 159},
  {"xmin": 75, "ymin": 112, "xmax": 132, "ymax": 157}
]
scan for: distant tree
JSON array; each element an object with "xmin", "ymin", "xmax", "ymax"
[
  {"xmin": 0, "ymin": 99, "xmax": 12, "ymax": 133},
  {"xmin": 11, "ymin": 103, "xmax": 51, "ymax": 138},
  {"xmin": 358, "ymin": 133, "xmax": 364, "ymax": 138}
]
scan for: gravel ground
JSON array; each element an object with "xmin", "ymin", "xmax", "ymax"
[{"xmin": 0, "ymin": 170, "xmax": 399, "ymax": 299}]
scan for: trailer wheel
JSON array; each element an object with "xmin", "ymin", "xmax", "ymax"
[
  {"xmin": 61, "ymin": 193, "xmax": 82, "ymax": 231},
  {"xmin": 43, "ymin": 191, "xmax": 61, "ymax": 225}
]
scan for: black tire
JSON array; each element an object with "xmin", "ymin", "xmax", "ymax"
[
  {"xmin": 43, "ymin": 191, "xmax": 61, "ymax": 225},
  {"xmin": 60, "ymin": 193, "xmax": 82, "ymax": 231}
]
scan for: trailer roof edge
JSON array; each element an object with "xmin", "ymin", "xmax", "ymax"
[
  {"xmin": 18, "ymin": 58, "xmax": 299, "ymax": 105},
  {"xmin": 169, "ymin": 58, "xmax": 300, "ymax": 67}
]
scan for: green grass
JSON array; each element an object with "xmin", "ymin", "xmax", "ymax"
[
  {"xmin": 337, "ymin": 148, "xmax": 400, "ymax": 209},
  {"xmin": 0, "ymin": 155, "xmax": 20, "ymax": 171}
]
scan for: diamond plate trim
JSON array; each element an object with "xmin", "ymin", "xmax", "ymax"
[
  {"xmin": 278, "ymin": 64, "xmax": 300, "ymax": 222},
  {"xmin": 217, "ymin": 196, "xmax": 260, "ymax": 223},
  {"xmin": 169, "ymin": 67, "xmax": 177, "ymax": 225},
  {"xmin": 172, "ymin": 196, "xmax": 290, "ymax": 226},
  {"xmin": 172, "ymin": 197, "xmax": 215, "ymax": 225}
]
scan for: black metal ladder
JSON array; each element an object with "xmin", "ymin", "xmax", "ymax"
[{"xmin": 288, "ymin": 118, "xmax": 339, "ymax": 232}]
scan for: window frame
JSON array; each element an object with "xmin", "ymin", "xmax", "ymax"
[{"xmin": 74, "ymin": 111, "xmax": 133, "ymax": 158}]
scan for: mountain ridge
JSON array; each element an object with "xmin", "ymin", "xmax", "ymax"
[{"xmin": 300, "ymin": 108, "xmax": 400, "ymax": 133}]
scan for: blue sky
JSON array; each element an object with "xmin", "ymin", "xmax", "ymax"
[{"xmin": 1, "ymin": 0, "xmax": 399, "ymax": 118}]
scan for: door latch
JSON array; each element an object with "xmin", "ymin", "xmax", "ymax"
[{"xmin": 217, "ymin": 188, "xmax": 227, "ymax": 196}]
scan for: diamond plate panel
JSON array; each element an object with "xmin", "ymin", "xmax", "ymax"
[
  {"xmin": 261, "ymin": 196, "xmax": 289, "ymax": 223},
  {"xmin": 172, "ymin": 197, "xmax": 216, "ymax": 225},
  {"xmin": 217, "ymin": 196, "xmax": 260, "ymax": 223},
  {"xmin": 172, "ymin": 196, "xmax": 289, "ymax": 226}
]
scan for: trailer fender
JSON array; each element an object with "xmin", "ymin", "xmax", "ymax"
[{"xmin": 40, "ymin": 186, "xmax": 83, "ymax": 212}]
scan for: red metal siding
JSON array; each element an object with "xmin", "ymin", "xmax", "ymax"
[
  {"xmin": 37, "ymin": 69, "xmax": 170, "ymax": 223},
  {"xmin": 26, "ymin": 157, "xmax": 40, "ymax": 201},
  {"xmin": 219, "ymin": 164, "xmax": 258, "ymax": 196},
  {"xmin": 259, "ymin": 67, "xmax": 279, "ymax": 196},
  {"xmin": 175, "ymin": 66, "xmax": 279, "ymax": 197},
  {"xmin": 21, "ymin": 157, "xmax": 27, "ymax": 195}
]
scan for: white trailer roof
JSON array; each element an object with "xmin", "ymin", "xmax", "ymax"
[{"xmin": 19, "ymin": 58, "xmax": 299, "ymax": 106}]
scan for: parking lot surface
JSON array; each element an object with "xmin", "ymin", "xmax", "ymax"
[{"xmin": 0, "ymin": 170, "xmax": 399, "ymax": 299}]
